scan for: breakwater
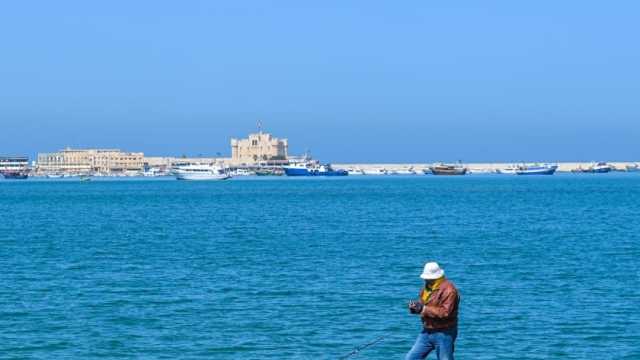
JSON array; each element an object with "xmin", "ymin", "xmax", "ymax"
[{"xmin": 333, "ymin": 161, "xmax": 639, "ymax": 173}]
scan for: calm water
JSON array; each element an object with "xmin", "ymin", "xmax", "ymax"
[{"xmin": 1, "ymin": 174, "xmax": 639, "ymax": 359}]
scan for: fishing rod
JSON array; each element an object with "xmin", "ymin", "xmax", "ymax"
[{"xmin": 338, "ymin": 335, "xmax": 386, "ymax": 359}]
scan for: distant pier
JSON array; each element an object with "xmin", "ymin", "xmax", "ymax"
[{"xmin": 332, "ymin": 162, "xmax": 639, "ymax": 173}]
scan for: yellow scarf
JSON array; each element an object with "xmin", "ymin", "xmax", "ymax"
[{"xmin": 421, "ymin": 276, "xmax": 445, "ymax": 303}]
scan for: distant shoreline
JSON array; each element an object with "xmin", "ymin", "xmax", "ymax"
[{"xmin": 332, "ymin": 161, "xmax": 639, "ymax": 172}]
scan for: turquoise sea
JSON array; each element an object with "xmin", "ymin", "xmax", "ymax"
[{"xmin": 1, "ymin": 174, "xmax": 639, "ymax": 359}]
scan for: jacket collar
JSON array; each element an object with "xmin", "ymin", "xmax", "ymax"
[{"xmin": 427, "ymin": 276, "xmax": 446, "ymax": 292}]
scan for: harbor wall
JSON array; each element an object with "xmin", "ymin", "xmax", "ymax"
[{"xmin": 332, "ymin": 162, "xmax": 639, "ymax": 172}]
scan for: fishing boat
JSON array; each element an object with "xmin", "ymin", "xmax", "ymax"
[
  {"xmin": 429, "ymin": 163, "xmax": 468, "ymax": 176},
  {"xmin": 515, "ymin": 164, "xmax": 558, "ymax": 175},
  {"xmin": 173, "ymin": 164, "xmax": 231, "ymax": 180},
  {"xmin": 283, "ymin": 163, "xmax": 347, "ymax": 176}
]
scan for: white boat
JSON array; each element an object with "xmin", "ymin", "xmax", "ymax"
[
  {"xmin": 174, "ymin": 164, "xmax": 231, "ymax": 181},
  {"xmin": 468, "ymin": 168, "xmax": 494, "ymax": 174},
  {"xmin": 497, "ymin": 165, "xmax": 518, "ymax": 174},
  {"xmin": 391, "ymin": 167, "xmax": 417, "ymax": 175},
  {"xmin": 231, "ymin": 168, "xmax": 256, "ymax": 176},
  {"xmin": 362, "ymin": 168, "xmax": 388, "ymax": 175},
  {"xmin": 346, "ymin": 168, "xmax": 365, "ymax": 176},
  {"xmin": 46, "ymin": 174, "xmax": 64, "ymax": 179},
  {"xmin": 142, "ymin": 167, "xmax": 167, "ymax": 177}
]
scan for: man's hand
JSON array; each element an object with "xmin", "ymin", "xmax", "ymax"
[{"xmin": 408, "ymin": 300, "xmax": 423, "ymax": 314}]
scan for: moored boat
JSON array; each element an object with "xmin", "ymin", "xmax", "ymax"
[
  {"xmin": 390, "ymin": 167, "xmax": 417, "ymax": 175},
  {"xmin": 497, "ymin": 165, "xmax": 518, "ymax": 175},
  {"xmin": 430, "ymin": 163, "xmax": 468, "ymax": 176},
  {"xmin": 231, "ymin": 168, "xmax": 256, "ymax": 176},
  {"xmin": 626, "ymin": 164, "xmax": 639, "ymax": 172},
  {"xmin": 346, "ymin": 168, "xmax": 365, "ymax": 176},
  {"xmin": 2, "ymin": 171, "xmax": 29, "ymax": 179},
  {"xmin": 515, "ymin": 164, "xmax": 558, "ymax": 175},
  {"xmin": 283, "ymin": 163, "xmax": 347, "ymax": 176},
  {"xmin": 362, "ymin": 168, "xmax": 387, "ymax": 176},
  {"xmin": 173, "ymin": 164, "xmax": 231, "ymax": 180},
  {"xmin": 590, "ymin": 162, "xmax": 612, "ymax": 173},
  {"xmin": 572, "ymin": 162, "xmax": 613, "ymax": 173},
  {"xmin": 255, "ymin": 168, "xmax": 284, "ymax": 176},
  {"xmin": 1, "ymin": 156, "xmax": 30, "ymax": 179}
]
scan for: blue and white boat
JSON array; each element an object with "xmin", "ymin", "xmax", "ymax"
[
  {"xmin": 590, "ymin": 162, "xmax": 612, "ymax": 173},
  {"xmin": 515, "ymin": 164, "xmax": 557, "ymax": 175},
  {"xmin": 283, "ymin": 163, "xmax": 348, "ymax": 176}
]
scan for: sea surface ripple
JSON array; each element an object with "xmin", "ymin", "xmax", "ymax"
[{"xmin": 1, "ymin": 174, "xmax": 639, "ymax": 359}]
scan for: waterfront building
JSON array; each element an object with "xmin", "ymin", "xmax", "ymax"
[
  {"xmin": 0, "ymin": 156, "xmax": 29, "ymax": 174},
  {"xmin": 230, "ymin": 131, "xmax": 288, "ymax": 165},
  {"xmin": 37, "ymin": 148, "xmax": 144, "ymax": 175}
]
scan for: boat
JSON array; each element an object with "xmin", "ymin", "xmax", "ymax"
[
  {"xmin": 46, "ymin": 174, "xmax": 65, "ymax": 179},
  {"xmin": 2, "ymin": 171, "xmax": 29, "ymax": 179},
  {"xmin": 497, "ymin": 165, "xmax": 518, "ymax": 175},
  {"xmin": 142, "ymin": 167, "xmax": 169, "ymax": 177},
  {"xmin": 255, "ymin": 168, "xmax": 284, "ymax": 176},
  {"xmin": 590, "ymin": 162, "xmax": 612, "ymax": 173},
  {"xmin": 515, "ymin": 164, "xmax": 557, "ymax": 175},
  {"xmin": 572, "ymin": 162, "xmax": 613, "ymax": 173},
  {"xmin": 231, "ymin": 168, "xmax": 256, "ymax": 176},
  {"xmin": 390, "ymin": 167, "xmax": 417, "ymax": 175},
  {"xmin": 429, "ymin": 163, "xmax": 468, "ymax": 175},
  {"xmin": 422, "ymin": 168, "xmax": 432, "ymax": 175},
  {"xmin": 0, "ymin": 156, "xmax": 29, "ymax": 174},
  {"xmin": 468, "ymin": 168, "xmax": 495, "ymax": 175},
  {"xmin": 362, "ymin": 168, "xmax": 388, "ymax": 175},
  {"xmin": 79, "ymin": 175, "xmax": 92, "ymax": 182},
  {"xmin": 625, "ymin": 164, "xmax": 639, "ymax": 172},
  {"xmin": 283, "ymin": 163, "xmax": 348, "ymax": 176},
  {"xmin": 173, "ymin": 164, "xmax": 231, "ymax": 180},
  {"xmin": 346, "ymin": 168, "xmax": 365, "ymax": 176}
]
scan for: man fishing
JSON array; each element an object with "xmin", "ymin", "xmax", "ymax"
[{"xmin": 405, "ymin": 262, "xmax": 460, "ymax": 360}]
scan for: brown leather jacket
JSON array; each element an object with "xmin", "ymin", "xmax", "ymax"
[{"xmin": 419, "ymin": 279, "xmax": 460, "ymax": 330}]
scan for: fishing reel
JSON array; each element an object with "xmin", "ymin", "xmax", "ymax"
[{"xmin": 408, "ymin": 300, "xmax": 423, "ymax": 314}]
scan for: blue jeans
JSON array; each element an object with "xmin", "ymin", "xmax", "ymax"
[{"xmin": 405, "ymin": 327, "xmax": 457, "ymax": 360}]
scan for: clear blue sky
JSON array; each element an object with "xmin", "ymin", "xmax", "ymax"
[{"xmin": 1, "ymin": 1, "xmax": 638, "ymax": 162}]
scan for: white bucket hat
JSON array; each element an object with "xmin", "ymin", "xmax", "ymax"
[{"xmin": 420, "ymin": 262, "xmax": 445, "ymax": 280}]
